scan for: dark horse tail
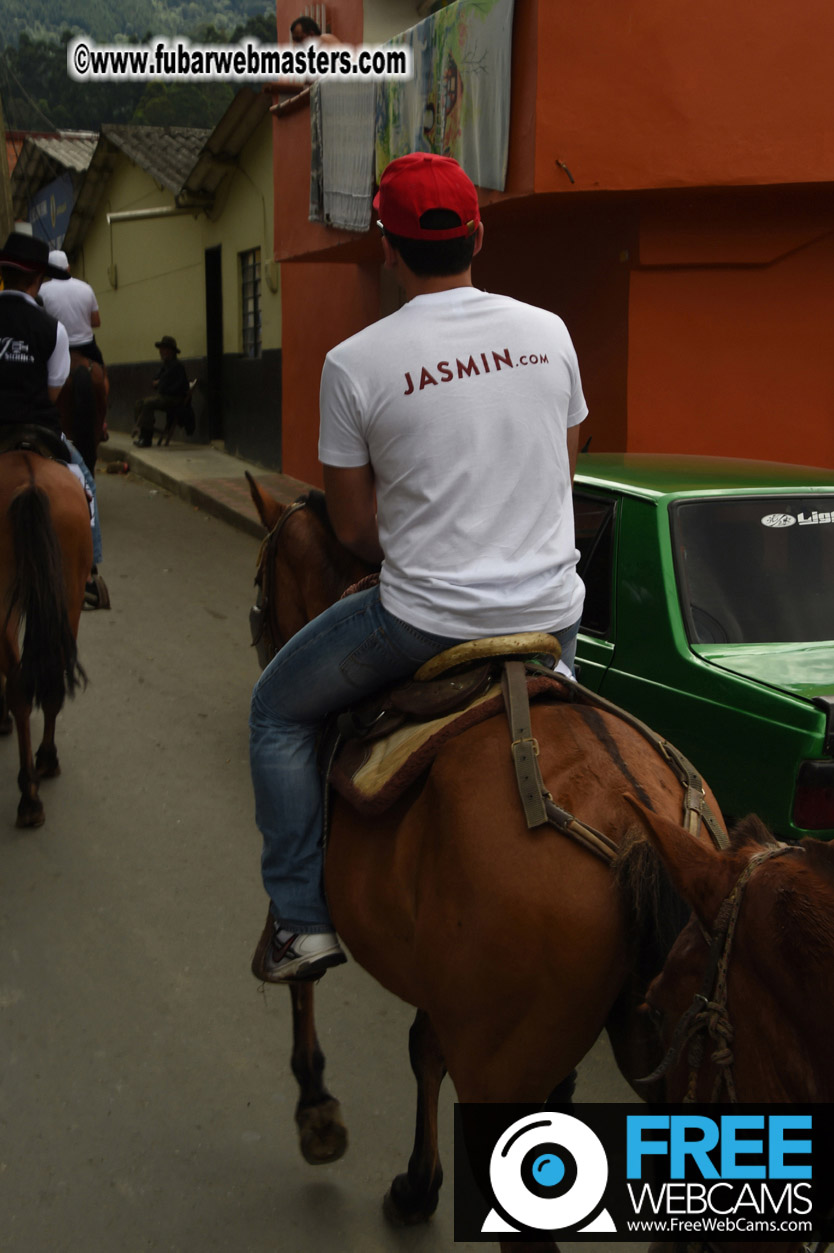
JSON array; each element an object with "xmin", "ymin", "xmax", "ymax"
[
  {"xmin": 7, "ymin": 486, "xmax": 86, "ymax": 710},
  {"xmin": 70, "ymin": 363, "xmax": 97, "ymax": 475}
]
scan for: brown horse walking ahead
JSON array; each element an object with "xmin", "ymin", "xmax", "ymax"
[
  {"xmin": 56, "ymin": 349, "xmax": 108, "ymax": 476},
  {"xmin": 0, "ymin": 451, "xmax": 91, "ymax": 827},
  {"xmin": 247, "ymin": 475, "xmax": 834, "ymax": 1253}
]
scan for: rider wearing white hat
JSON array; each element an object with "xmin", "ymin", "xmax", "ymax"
[{"xmin": 40, "ymin": 249, "xmax": 105, "ymax": 369}]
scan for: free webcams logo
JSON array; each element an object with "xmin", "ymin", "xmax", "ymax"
[
  {"xmin": 454, "ymin": 1105, "xmax": 828, "ymax": 1243},
  {"xmin": 481, "ymin": 1112, "xmax": 615, "ymax": 1234}
]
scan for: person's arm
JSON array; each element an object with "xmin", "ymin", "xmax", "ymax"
[
  {"xmin": 47, "ymin": 321, "xmax": 70, "ymax": 401},
  {"xmin": 567, "ymin": 423, "xmax": 582, "ymax": 483},
  {"xmin": 322, "ymin": 463, "xmax": 383, "ymax": 565},
  {"xmin": 91, "ymin": 310, "xmax": 101, "ymax": 329}
]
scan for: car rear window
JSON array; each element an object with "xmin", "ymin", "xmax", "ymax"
[{"xmin": 672, "ymin": 496, "xmax": 834, "ymax": 644}]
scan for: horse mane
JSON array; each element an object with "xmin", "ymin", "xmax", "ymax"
[
  {"xmin": 723, "ymin": 816, "xmax": 834, "ymax": 963},
  {"xmin": 727, "ymin": 812, "xmax": 780, "ymax": 851},
  {"xmin": 611, "ymin": 825, "xmax": 691, "ymax": 986},
  {"xmin": 300, "ymin": 489, "xmax": 332, "ymax": 534}
]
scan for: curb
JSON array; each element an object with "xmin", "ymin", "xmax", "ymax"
[{"xmin": 98, "ymin": 438, "xmax": 265, "ymax": 540}]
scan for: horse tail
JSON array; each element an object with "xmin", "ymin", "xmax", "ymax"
[
  {"xmin": 6, "ymin": 485, "xmax": 87, "ymax": 710},
  {"xmin": 70, "ymin": 364, "xmax": 98, "ymax": 474}
]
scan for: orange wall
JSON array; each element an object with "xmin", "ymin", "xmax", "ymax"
[
  {"xmin": 271, "ymin": 0, "xmax": 834, "ymax": 476},
  {"xmin": 476, "ymin": 195, "xmax": 634, "ymax": 453},
  {"xmin": 628, "ymin": 194, "xmax": 834, "ymax": 468},
  {"xmin": 535, "ymin": 0, "xmax": 834, "ymax": 194},
  {"xmin": 280, "ymin": 260, "xmax": 380, "ymax": 484}
]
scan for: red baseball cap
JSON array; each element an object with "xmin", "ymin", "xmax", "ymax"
[{"xmin": 373, "ymin": 153, "xmax": 480, "ymax": 241}]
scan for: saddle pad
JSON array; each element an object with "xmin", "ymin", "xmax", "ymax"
[{"xmin": 329, "ymin": 673, "xmax": 561, "ymax": 816}]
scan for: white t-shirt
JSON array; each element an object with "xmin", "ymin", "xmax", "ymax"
[
  {"xmin": 319, "ymin": 287, "xmax": 587, "ymax": 637},
  {"xmin": 40, "ymin": 276, "xmax": 99, "ymax": 346}
]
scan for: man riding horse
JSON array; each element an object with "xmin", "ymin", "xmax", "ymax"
[
  {"xmin": 249, "ymin": 153, "xmax": 588, "ymax": 983},
  {"xmin": 0, "ymin": 231, "xmax": 107, "ymax": 608},
  {"xmin": 40, "ymin": 248, "xmax": 108, "ymax": 382}
]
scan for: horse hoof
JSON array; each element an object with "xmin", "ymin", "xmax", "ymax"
[
  {"xmin": 296, "ymin": 1098, "xmax": 348, "ymax": 1165},
  {"xmin": 382, "ymin": 1172, "xmax": 440, "ymax": 1226},
  {"xmin": 35, "ymin": 749, "xmax": 60, "ymax": 779},
  {"xmin": 16, "ymin": 802, "xmax": 45, "ymax": 828},
  {"xmin": 84, "ymin": 572, "xmax": 111, "ymax": 610}
]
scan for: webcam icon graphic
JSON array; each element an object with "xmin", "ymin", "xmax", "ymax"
[{"xmin": 481, "ymin": 1112, "xmax": 616, "ymax": 1234}]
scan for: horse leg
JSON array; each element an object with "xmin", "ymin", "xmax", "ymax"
[
  {"xmin": 383, "ymin": 1009, "xmax": 446, "ymax": 1226},
  {"xmin": 288, "ymin": 981, "xmax": 347, "ymax": 1164},
  {"xmin": 5, "ymin": 667, "xmax": 43, "ymax": 828},
  {"xmin": 35, "ymin": 695, "xmax": 61, "ymax": 778},
  {"xmin": 0, "ymin": 676, "xmax": 12, "ymax": 735}
]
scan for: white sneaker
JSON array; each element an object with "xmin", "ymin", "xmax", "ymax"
[{"xmin": 252, "ymin": 915, "xmax": 346, "ymax": 982}]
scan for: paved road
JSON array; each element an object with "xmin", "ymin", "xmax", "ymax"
[{"xmin": 0, "ymin": 471, "xmax": 646, "ymax": 1253}]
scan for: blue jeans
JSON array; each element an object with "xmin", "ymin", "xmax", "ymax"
[
  {"xmin": 64, "ymin": 437, "xmax": 102, "ymax": 565},
  {"xmin": 249, "ymin": 586, "xmax": 580, "ymax": 932}
]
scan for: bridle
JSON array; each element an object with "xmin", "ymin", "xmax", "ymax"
[
  {"xmin": 640, "ymin": 841, "xmax": 831, "ymax": 1253},
  {"xmin": 250, "ymin": 498, "xmax": 309, "ymax": 667},
  {"xmin": 640, "ymin": 842, "xmax": 803, "ymax": 1103}
]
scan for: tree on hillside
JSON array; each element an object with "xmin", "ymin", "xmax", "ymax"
[
  {"xmin": 0, "ymin": 31, "xmax": 144, "ymax": 130},
  {"xmin": 131, "ymin": 82, "xmax": 233, "ymax": 127},
  {"xmin": 0, "ymin": 11, "xmax": 276, "ymax": 131}
]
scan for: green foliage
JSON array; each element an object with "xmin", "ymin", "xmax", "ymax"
[
  {"xmin": 0, "ymin": 11, "xmax": 277, "ymax": 130},
  {"xmin": 131, "ymin": 81, "xmax": 234, "ymax": 127},
  {"xmin": 1, "ymin": 0, "xmax": 277, "ymax": 45}
]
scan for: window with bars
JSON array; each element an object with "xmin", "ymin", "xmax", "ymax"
[{"xmin": 240, "ymin": 247, "xmax": 261, "ymax": 358}]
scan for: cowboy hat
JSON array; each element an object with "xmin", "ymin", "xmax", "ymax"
[
  {"xmin": 0, "ymin": 232, "xmax": 70, "ymax": 280},
  {"xmin": 154, "ymin": 335, "xmax": 181, "ymax": 353}
]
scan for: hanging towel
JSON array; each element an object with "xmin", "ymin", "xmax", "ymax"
[{"xmin": 310, "ymin": 79, "xmax": 376, "ymax": 231}]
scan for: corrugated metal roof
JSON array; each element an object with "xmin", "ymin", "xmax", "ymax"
[{"xmin": 27, "ymin": 132, "xmax": 97, "ymax": 173}]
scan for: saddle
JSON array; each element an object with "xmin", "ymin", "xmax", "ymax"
[
  {"xmin": 0, "ymin": 424, "xmax": 69, "ymax": 462},
  {"xmin": 325, "ymin": 630, "xmax": 727, "ymax": 864},
  {"xmin": 326, "ymin": 632, "xmax": 565, "ymax": 824}
]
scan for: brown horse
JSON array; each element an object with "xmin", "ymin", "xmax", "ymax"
[
  {"xmin": 0, "ymin": 451, "xmax": 91, "ymax": 826},
  {"xmin": 635, "ymin": 802, "xmax": 834, "ymax": 1253},
  {"xmin": 56, "ymin": 349, "xmax": 108, "ymax": 476},
  {"xmin": 635, "ymin": 802, "xmax": 834, "ymax": 1107},
  {"xmin": 246, "ymin": 475, "xmax": 833, "ymax": 1253}
]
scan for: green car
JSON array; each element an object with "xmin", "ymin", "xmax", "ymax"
[{"xmin": 572, "ymin": 453, "xmax": 834, "ymax": 841}]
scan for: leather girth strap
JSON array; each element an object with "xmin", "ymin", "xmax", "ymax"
[
  {"xmin": 502, "ymin": 659, "xmax": 620, "ymax": 864},
  {"xmin": 499, "ymin": 659, "xmax": 727, "ymax": 864},
  {"xmin": 502, "ymin": 659, "xmax": 549, "ymax": 828}
]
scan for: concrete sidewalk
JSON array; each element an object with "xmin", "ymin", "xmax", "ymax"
[{"xmin": 98, "ymin": 432, "xmax": 313, "ymax": 539}]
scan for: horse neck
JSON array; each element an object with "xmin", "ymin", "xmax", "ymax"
[{"xmin": 273, "ymin": 524, "xmax": 374, "ymax": 644}]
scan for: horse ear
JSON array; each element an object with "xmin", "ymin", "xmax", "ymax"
[
  {"xmin": 624, "ymin": 794, "xmax": 740, "ymax": 931},
  {"xmin": 245, "ymin": 472, "xmax": 284, "ymax": 533}
]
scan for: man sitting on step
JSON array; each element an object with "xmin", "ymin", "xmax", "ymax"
[{"xmin": 133, "ymin": 335, "xmax": 190, "ymax": 447}]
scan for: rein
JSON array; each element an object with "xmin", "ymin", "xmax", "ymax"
[
  {"xmin": 639, "ymin": 842, "xmax": 802, "ymax": 1102},
  {"xmin": 251, "ymin": 498, "xmax": 309, "ymax": 663}
]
